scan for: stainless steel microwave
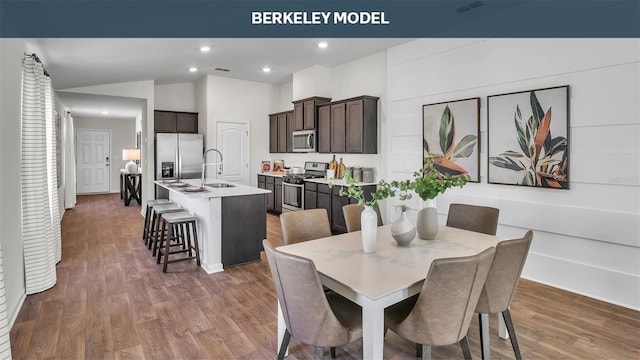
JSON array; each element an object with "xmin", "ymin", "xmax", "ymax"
[{"xmin": 292, "ymin": 130, "xmax": 317, "ymax": 152}]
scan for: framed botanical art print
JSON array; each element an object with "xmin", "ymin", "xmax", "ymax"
[
  {"xmin": 488, "ymin": 85, "xmax": 569, "ymax": 189},
  {"xmin": 423, "ymin": 97, "xmax": 480, "ymax": 182}
]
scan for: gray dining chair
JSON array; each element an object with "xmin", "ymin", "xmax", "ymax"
[
  {"xmin": 263, "ymin": 240, "xmax": 363, "ymax": 359},
  {"xmin": 280, "ymin": 208, "xmax": 332, "ymax": 245},
  {"xmin": 342, "ymin": 204, "xmax": 383, "ymax": 232},
  {"xmin": 446, "ymin": 203, "xmax": 500, "ymax": 235},
  {"xmin": 384, "ymin": 247, "xmax": 496, "ymax": 360},
  {"xmin": 476, "ymin": 230, "xmax": 533, "ymax": 360}
]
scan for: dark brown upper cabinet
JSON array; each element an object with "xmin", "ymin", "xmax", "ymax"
[
  {"xmin": 317, "ymin": 105, "xmax": 331, "ymax": 153},
  {"xmin": 268, "ymin": 110, "xmax": 294, "ymax": 153},
  {"xmin": 316, "ymin": 95, "xmax": 378, "ymax": 154},
  {"xmin": 154, "ymin": 110, "xmax": 198, "ymax": 133},
  {"xmin": 286, "ymin": 111, "xmax": 295, "ymax": 153},
  {"xmin": 292, "ymin": 96, "xmax": 331, "ymax": 131}
]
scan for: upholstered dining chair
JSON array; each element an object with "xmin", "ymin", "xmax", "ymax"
[
  {"xmin": 342, "ymin": 204, "xmax": 383, "ymax": 232},
  {"xmin": 446, "ymin": 203, "xmax": 500, "ymax": 236},
  {"xmin": 384, "ymin": 247, "xmax": 496, "ymax": 360},
  {"xmin": 280, "ymin": 208, "xmax": 332, "ymax": 245},
  {"xmin": 476, "ymin": 230, "xmax": 533, "ymax": 360},
  {"xmin": 263, "ymin": 240, "xmax": 363, "ymax": 360}
]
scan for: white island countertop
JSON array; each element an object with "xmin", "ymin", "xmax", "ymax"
[{"xmin": 155, "ymin": 179, "xmax": 270, "ymax": 198}]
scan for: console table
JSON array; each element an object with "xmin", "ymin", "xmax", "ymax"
[{"xmin": 120, "ymin": 169, "xmax": 142, "ymax": 206}]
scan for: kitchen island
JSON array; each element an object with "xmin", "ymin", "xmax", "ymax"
[{"xmin": 155, "ymin": 179, "xmax": 270, "ymax": 273}]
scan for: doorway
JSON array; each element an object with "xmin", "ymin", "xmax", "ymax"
[
  {"xmin": 216, "ymin": 122, "xmax": 249, "ymax": 185},
  {"xmin": 75, "ymin": 129, "xmax": 111, "ymax": 193}
]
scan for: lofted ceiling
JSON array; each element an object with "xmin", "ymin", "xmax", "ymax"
[{"xmin": 28, "ymin": 38, "xmax": 413, "ymax": 120}]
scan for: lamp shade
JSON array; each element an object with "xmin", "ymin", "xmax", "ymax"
[
  {"xmin": 122, "ymin": 149, "xmax": 140, "ymax": 161},
  {"xmin": 122, "ymin": 149, "xmax": 140, "ymax": 173}
]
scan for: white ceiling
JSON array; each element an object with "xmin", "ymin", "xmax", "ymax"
[{"xmin": 28, "ymin": 38, "xmax": 413, "ymax": 120}]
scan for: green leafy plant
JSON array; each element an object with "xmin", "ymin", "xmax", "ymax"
[
  {"xmin": 425, "ymin": 104, "xmax": 477, "ymax": 177},
  {"xmin": 413, "ymin": 154, "xmax": 470, "ymax": 200},
  {"xmin": 330, "ymin": 171, "xmax": 401, "ymax": 209},
  {"xmin": 331, "ymin": 155, "xmax": 469, "ymax": 209},
  {"xmin": 489, "ymin": 91, "xmax": 568, "ymax": 188}
]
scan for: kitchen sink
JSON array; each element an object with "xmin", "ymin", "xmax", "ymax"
[{"xmin": 205, "ymin": 183, "xmax": 235, "ymax": 188}]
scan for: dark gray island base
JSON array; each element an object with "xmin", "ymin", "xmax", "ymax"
[
  {"xmin": 222, "ymin": 194, "xmax": 266, "ymax": 267},
  {"xmin": 155, "ymin": 179, "xmax": 270, "ymax": 273}
]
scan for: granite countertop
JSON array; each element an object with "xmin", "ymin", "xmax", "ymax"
[
  {"xmin": 155, "ymin": 179, "xmax": 270, "ymax": 198},
  {"xmin": 259, "ymin": 172, "xmax": 285, "ymax": 177},
  {"xmin": 304, "ymin": 177, "xmax": 377, "ymax": 186}
]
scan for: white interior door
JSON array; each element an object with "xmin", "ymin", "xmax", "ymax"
[
  {"xmin": 76, "ymin": 129, "xmax": 111, "ymax": 193},
  {"xmin": 216, "ymin": 122, "xmax": 249, "ymax": 185}
]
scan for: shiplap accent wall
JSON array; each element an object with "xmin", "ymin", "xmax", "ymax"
[{"xmin": 386, "ymin": 38, "xmax": 640, "ymax": 310}]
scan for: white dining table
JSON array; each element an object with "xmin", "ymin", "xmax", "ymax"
[{"xmin": 276, "ymin": 225, "xmax": 504, "ymax": 359}]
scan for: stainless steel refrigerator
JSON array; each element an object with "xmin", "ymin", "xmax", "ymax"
[{"xmin": 155, "ymin": 133, "xmax": 203, "ymax": 199}]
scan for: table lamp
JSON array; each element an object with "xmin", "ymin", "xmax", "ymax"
[{"xmin": 122, "ymin": 149, "xmax": 140, "ymax": 173}]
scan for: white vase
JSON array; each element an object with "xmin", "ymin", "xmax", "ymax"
[
  {"xmin": 391, "ymin": 210, "xmax": 416, "ymax": 246},
  {"xmin": 361, "ymin": 205, "xmax": 378, "ymax": 253},
  {"xmin": 416, "ymin": 199, "xmax": 438, "ymax": 240}
]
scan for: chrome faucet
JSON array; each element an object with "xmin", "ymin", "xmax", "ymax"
[{"xmin": 201, "ymin": 148, "xmax": 223, "ymax": 188}]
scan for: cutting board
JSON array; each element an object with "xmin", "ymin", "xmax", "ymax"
[
  {"xmin": 336, "ymin": 157, "xmax": 346, "ymax": 179},
  {"xmin": 329, "ymin": 154, "xmax": 337, "ymax": 171}
]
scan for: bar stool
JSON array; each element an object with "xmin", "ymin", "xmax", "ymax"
[
  {"xmin": 142, "ymin": 199, "xmax": 170, "ymax": 245},
  {"xmin": 149, "ymin": 203, "xmax": 183, "ymax": 256},
  {"xmin": 157, "ymin": 211, "xmax": 201, "ymax": 273}
]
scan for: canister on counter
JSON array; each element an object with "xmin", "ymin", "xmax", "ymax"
[
  {"xmin": 362, "ymin": 168, "xmax": 374, "ymax": 183},
  {"xmin": 352, "ymin": 167, "xmax": 363, "ymax": 182}
]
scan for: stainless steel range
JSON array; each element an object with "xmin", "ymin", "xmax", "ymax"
[{"xmin": 282, "ymin": 161, "xmax": 329, "ymax": 212}]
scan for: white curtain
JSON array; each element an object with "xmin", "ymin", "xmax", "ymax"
[
  {"xmin": 63, "ymin": 111, "xmax": 76, "ymax": 209},
  {"xmin": 21, "ymin": 54, "xmax": 60, "ymax": 294},
  {"xmin": 0, "ymin": 241, "xmax": 12, "ymax": 359}
]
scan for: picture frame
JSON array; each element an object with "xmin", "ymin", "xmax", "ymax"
[
  {"xmin": 261, "ymin": 160, "xmax": 271, "ymax": 173},
  {"xmin": 422, "ymin": 97, "xmax": 480, "ymax": 182},
  {"xmin": 488, "ymin": 85, "xmax": 569, "ymax": 189}
]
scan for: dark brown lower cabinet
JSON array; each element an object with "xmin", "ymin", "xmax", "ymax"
[
  {"xmin": 257, "ymin": 174, "xmax": 282, "ymax": 214},
  {"xmin": 304, "ymin": 181, "xmax": 376, "ymax": 234}
]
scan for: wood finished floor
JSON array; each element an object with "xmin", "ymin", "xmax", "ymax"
[{"xmin": 10, "ymin": 193, "xmax": 640, "ymax": 359}]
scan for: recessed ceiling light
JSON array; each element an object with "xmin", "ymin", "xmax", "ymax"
[
  {"xmin": 262, "ymin": 67, "xmax": 271, "ymax": 73},
  {"xmin": 318, "ymin": 41, "xmax": 328, "ymax": 48},
  {"xmin": 200, "ymin": 46, "xmax": 211, "ymax": 52},
  {"xmin": 189, "ymin": 67, "xmax": 198, "ymax": 72},
  {"xmin": 101, "ymin": 111, "xmax": 108, "ymax": 115}
]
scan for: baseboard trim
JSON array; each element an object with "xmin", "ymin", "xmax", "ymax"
[{"xmin": 8, "ymin": 292, "xmax": 26, "ymax": 330}]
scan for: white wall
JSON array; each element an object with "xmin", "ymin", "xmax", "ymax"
[
  {"xmin": 74, "ymin": 117, "xmax": 136, "ymax": 193},
  {"xmin": 292, "ymin": 65, "xmax": 332, "ymax": 100},
  {"xmin": 155, "ymin": 82, "xmax": 196, "ymax": 112},
  {"xmin": 0, "ymin": 38, "xmax": 27, "ymax": 326},
  {"xmin": 279, "ymin": 82, "xmax": 293, "ymax": 112},
  {"xmin": 386, "ymin": 38, "xmax": 640, "ymax": 309},
  {"xmin": 61, "ymin": 81, "xmax": 154, "ymax": 211},
  {"xmin": 199, "ymin": 75, "xmax": 280, "ymax": 185}
]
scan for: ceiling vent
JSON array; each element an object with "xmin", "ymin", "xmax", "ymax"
[{"xmin": 214, "ymin": 67, "xmax": 231, "ymax": 72}]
